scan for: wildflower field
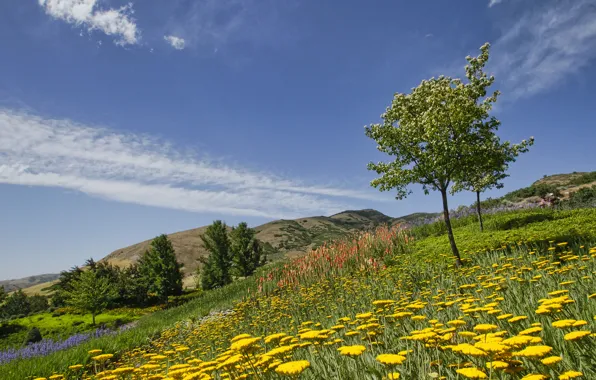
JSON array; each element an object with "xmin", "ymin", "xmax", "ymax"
[{"xmin": 6, "ymin": 209, "xmax": 596, "ymax": 379}]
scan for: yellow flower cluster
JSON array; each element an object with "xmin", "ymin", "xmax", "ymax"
[{"xmin": 45, "ymin": 237, "xmax": 596, "ymax": 379}]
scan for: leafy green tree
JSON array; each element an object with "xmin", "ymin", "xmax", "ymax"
[
  {"xmin": 49, "ymin": 265, "xmax": 83, "ymax": 307},
  {"xmin": 66, "ymin": 269, "xmax": 117, "ymax": 325},
  {"xmin": 118, "ymin": 264, "xmax": 150, "ymax": 306},
  {"xmin": 230, "ymin": 222, "xmax": 266, "ymax": 277},
  {"xmin": 200, "ymin": 221, "xmax": 233, "ymax": 290},
  {"xmin": 452, "ymin": 134, "xmax": 534, "ymax": 231},
  {"xmin": 0, "ymin": 286, "xmax": 5, "ymax": 303},
  {"xmin": 365, "ymin": 43, "xmax": 500, "ymax": 266},
  {"xmin": 1, "ymin": 290, "xmax": 30, "ymax": 318},
  {"xmin": 138, "ymin": 234, "xmax": 183, "ymax": 302},
  {"xmin": 28, "ymin": 295, "xmax": 49, "ymax": 314}
]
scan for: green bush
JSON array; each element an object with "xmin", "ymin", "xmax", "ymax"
[
  {"xmin": 502, "ymin": 183, "xmax": 561, "ymax": 201},
  {"xmin": 561, "ymin": 185, "xmax": 596, "ymax": 209},
  {"xmin": 24, "ymin": 327, "xmax": 42, "ymax": 345},
  {"xmin": 569, "ymin": 171, "xmax": 596, "ymax": 186}
]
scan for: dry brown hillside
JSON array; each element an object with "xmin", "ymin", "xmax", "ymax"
[{"xmin": 100, "ymin": 209, "xmax": 397, "ymax": 278}]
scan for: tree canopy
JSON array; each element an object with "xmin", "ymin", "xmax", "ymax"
[
  {"xmin": 200, "ymin": 220, "xmax": 233, "ymax": 290},
  {"xmin": 66, "ymin": 270, "xmax": 117, "ymax": 325},
  {"xmin": 138, "ymin": 234, "xmax": 184, "ymax": 302},
  {"xmin": 365, "ymin": 43, "xmax": 514, "ymax": 265},
  {"xmin": 230, "ymin": 222, "xmax": 265, "ymax": 277}
]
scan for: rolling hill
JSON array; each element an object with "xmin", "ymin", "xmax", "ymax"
[
  {"xmin": 100, "ymin": 209, "xmax": 398, "ymax": 279},
  {"xmin": 11, "ymin": 171, "xmax": 595, "ymax": 294},
  {"xmin": 0, "ymin": 274, "xmax": 60, "ymax": 293}
]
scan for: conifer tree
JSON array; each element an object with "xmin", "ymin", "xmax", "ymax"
[
  {"xmin": 138, "ymin": 234, "xmax": 183, "ymax": 301},
  {"xmin": 230, "ymin": 222, "xmax": 264, "ymax": 277},
  {"xmin": 199, "ymin": 221, "xmax": 232, "ymax": 290}
]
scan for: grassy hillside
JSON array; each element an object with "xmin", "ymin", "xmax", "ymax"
[
  {"xmin": 5, "ymin": 207, "xmax": 595, "ymax": 379},
  {"xmin": 13, "ymin": 171, "xmax": 595, "ymax": 296},
  {"xmin": 100, "ymin": 209, "xmax": 397, "ymax": 277}
]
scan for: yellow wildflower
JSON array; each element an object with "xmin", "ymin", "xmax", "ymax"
[{"xmin": 275, "ymin": 360, "xmax": 310, "ymax": 376}]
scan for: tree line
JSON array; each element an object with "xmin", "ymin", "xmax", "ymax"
[{"xmin": 0, "ymin": 221, "xmax": 266, "ymax": 325}]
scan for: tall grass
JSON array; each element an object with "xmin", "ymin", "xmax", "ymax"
[{"xmin": 62, "ymin": 224, "xmax": 596, "ymax": 379}]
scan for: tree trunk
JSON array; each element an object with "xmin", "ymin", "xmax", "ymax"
[
  {"xmin": 476, "ymin": 190, "xmax": 484, "ymax": 232},
  {"xmin": 441, "ymin": 189, "xmax": 463, "ymax": 267}
]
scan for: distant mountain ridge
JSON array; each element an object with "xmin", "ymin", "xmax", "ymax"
[{"xmin": 0, "ymin": 273, "xmax": 60, "ymax": 293}]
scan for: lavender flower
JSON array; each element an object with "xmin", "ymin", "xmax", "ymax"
[{"xmin": 0, "ymin": 326, "xmax": 119, "ymax": 365}]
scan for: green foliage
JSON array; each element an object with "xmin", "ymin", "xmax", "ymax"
[
  {"xmin": 412, "ymin": 208, "xmax": 596, "ymax": 261},
  {"xmin": 0, "ymin": 290, "xmax": 30, "ymax": 319},
  {"xmin": 230, "ymin": 222, "xmax": 265, "ymax": 277},
  {"xmin": 117, "ymin": 265, "xmax": 150, "ymax": 306},
  {"xmin": 0, "ymin": 311, "xmax": 138, "ymax": 351},
  {"xmin": 503, "ymin": 183, "xmax": 561, "ymax": 201},
  {"xmin": 24, "ymin": 327, "xmax": 42, "ymax": 345},
  {"xmin": 569, "ymin": 171, "xmax": 596, "ymax": 186},
  {"xmin": 0, "ymin": 263, "xmax": 281, "ymax": 379},
  {"xmin": 199, "ymin": 221, "xmax": 233, "ymax": 290},
  {"xmin": 66, "ymin": 270, "xmax": 117, "ymax": 325},
  {"xmin": 364, "ymin": 43, "xmax": 502, "ymax": 264},
  {"xmin": 561, "ymin": 185, "xmax": 596, "ymax": 208},
  {"xmin": 28, "ymin": 295, "xmax": 49, "ymax": 314},
  {"xmin": 138, "ymin": 234, "xmax": 184, "ymax": 302}
]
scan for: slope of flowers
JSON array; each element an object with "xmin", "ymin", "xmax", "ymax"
[{"xmin": 31, "ymin": 226, "xmax": 595, "ymax": 380}]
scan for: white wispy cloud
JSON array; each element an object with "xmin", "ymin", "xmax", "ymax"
[
  {"xmin": 488, "ymin": 0, "xmax": 504, "ymax": 7},
  {"xmin": 38, "ymin": 0, "xmax": 139, "ymax": 45},
  {"xmin": 491, "ymin": 0, "xmax": 596, "ymax": 99},
  {"xmin": 170, "ymin": 0, "xmax": 298, "ymax": 52},
  {"xmin": 164, "ymin": 35, "xmax": 185, "ymax": 50},
  {"xmin": 0, "ymin": 109, "xmax": 378, "ymax": 219}
]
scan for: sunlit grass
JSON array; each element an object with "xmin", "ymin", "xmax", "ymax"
[{"xmin": 5, "ymin": 209, "xmax": 596, "ymax": 379}]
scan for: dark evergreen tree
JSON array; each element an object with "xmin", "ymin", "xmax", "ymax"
[
  {"xmin": 199, "ymin": 221, "xmax": 232, "ymax": 290},
  {"xmin": 138, "ymin": 234, "xmax": 183, "ymax": 302},
  {"xmin": 118, "ymin": 264, "xmax": 150, "ymax": 306},
  {"xmin": 230, "ymin": 222, "xmax": 265, "ymax": 277}
]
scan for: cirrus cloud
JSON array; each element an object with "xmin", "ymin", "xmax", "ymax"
[
  {"xmin": 491, "ymin": 0, "xmax": 596, "ymax": 100},
  {"xmin": 0, "ymin": 109, "xmax": 381, "ymax": 219}
]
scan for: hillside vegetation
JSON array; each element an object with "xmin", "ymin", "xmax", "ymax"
[
  {"xmin": 100, "ymin": 209, "xmax": 396, "ymax": 277},
  {"xmin": 11, "ymin": 171, "xmax": 596, "ymax": 296},
  {"xmin": 3, "ymin": 207, "xmax": 595, "ymax": 379}
]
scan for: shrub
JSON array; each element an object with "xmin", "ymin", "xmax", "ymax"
[
  {"xmin": 24, "ymin": 327, "xmax": 42, "ymax": 345},
  {"xmin": 569, "ymin": 171, "xmax": 596, "ymax": 186}
]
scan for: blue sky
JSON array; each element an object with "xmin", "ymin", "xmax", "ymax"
[{"xmin": 1, "ymin": 0, "xmax": 595, "ymax": 280}]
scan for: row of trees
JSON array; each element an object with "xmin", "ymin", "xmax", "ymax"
[
  {"xmin": 2, "ymin": 221, "xmax": 266, "ymax": 324},
  {"xmin": 365, "ymin": 43, "xmax": 533, "ymax": 265},
  {"xmin": 49, "ymin": 234, "xmax": 183, "ymax": 325},
  {"xmin": 199, "ymin": 221, "xmax": 266, "ymax": 290}
]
